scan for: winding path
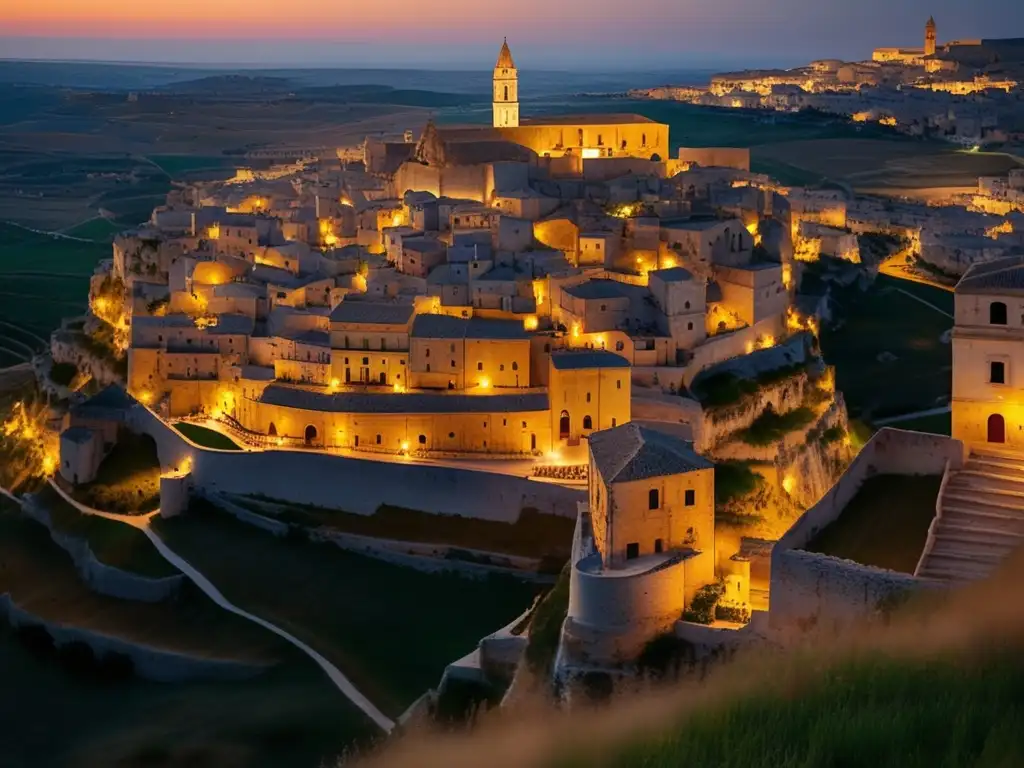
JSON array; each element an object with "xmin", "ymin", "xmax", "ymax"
[{"xmin": 45, "ymin": 479, "xmax": 396, "ymax": 733}]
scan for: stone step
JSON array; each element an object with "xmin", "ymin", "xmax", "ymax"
[
  {"xmin": 940, "ymin": 513, "xmax": 1024, "ymax": 540},
  {"xmin": 951, "ymin": 471, "xmax": 1024, "ymax": 494},
  {"xmin": 934, "ymin": 521, "xmax": 1024, "ymax": 543},
  {"xmin": 929, "ymin": 536, "xmax": 1019, "ymax": 562},
  {"xmin": 917, "ymin": 553, "xmax": 994, "ymax": 580},
  {"xmin": 965, "ymin": 457, "xmax": 1024, "ymax": 479},
  {"xmin": 941, "ymin": 505, "xmax": 1024, "ymax": 528},
  {"xmin": 916, "ymin": 563, "xmax": 979, "ymax": 583},
  {"xmin": 971, "ymin": 448, "xmax": 1024, "ymax": 466},
  {"xmin": 941, "ymin": 492, "xmax": 1024, "ymax": 516}
]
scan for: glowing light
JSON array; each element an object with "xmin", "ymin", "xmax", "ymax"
[
  {"xmin": 391, "ymin": 212, "xmax": 403, "ymax": 227},
  {"xmin": 523, "ymin": 315, "xmax": 539, "ymax": 331},
  {"xmin": 207, "ymin": 225, "xmax": 220, "ymax": 240},
  {"xmin": 400, "ymin": 441, "xmax": 410, "ymax": 453},
  {"xmin": 210, "ymin": 407, "xmax": 223, "ymax": 420},
  {"xmin": 546, "ymin": 449, "xmax": 563, "ymax": 465},
  {"xmin": 879, "ymin": 116, "xmax": 897, "ymax": 127},
  {"xmin": 782, "ymin": 263, "xmax": 793, "ymax": 290},
  {"xmin": 392, "ymin": 381, "xmax": 406, "ymax": 393},
  {"xmin": 275, "ymin": 437, "xmax": 284, "ymax": 447},
  {"xmin": 42, "ymin": 454, "xmax": 56, "ymax": 476},
  {"xmin": 782, "ymin": 474, "xmax": 796, "ymax": 495},
  {"xmin": 137, "ymin": 390, "xmax": 153, "ymax": 405},
  {"xmin": 478, "ymin": 376, "xmax": 491, "ymax": 390},
  {"xmin": 581, "ymin": 148, "xmax": 601, "ymax": 159},
  {"xmin": 330, "ymin": 378, "xmax": 340, "ymax": 391},
  {"xmin": 94, "ymin": 297, "xmax": 109, "ymax": 313},
  {"xmin": 571, "ymin": 322, "xmax": 582, "ymax": 340}
]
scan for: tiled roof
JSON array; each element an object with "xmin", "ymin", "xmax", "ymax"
[
  {"xmin": 650, "ymin": 266, "xmax": 694, "ymax": 282},
  {"xmin": 564, "ymin": 279, "xmax": 632, "ymax": 301},
  {"xmin": 412, "ymin": 314, "xmax": 528, "ymax": 340},
  {"xmin": 260, "ymin": 385, "xmax": 548, "ymax": 414},
  {"xmin": 329, "ymin": 301, "xmax": 415, "ymax": 325},
  {"xmin": 956, "ymin": 257, "xmax": 1024, "ymax": 294},
  {"xmin": 550, "ymin": 350, "xmax": 630, "ymax": 370},
  {"xmin": 589, "ymin": 423, "xmax": 712, "ymax": 484}
]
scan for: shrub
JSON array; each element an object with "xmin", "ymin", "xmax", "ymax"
[
  {"xmin": 738, "ymin": 406, "xmax": 816, "ymax": 447},
  {"xmin": 714, "ymin": 461, "xmax": 764, "ymax": 506},
  {"xmin": 820, "ymin": 425, "xmax": 846, "ymax": 445},
  {"xmin": 683, "ymin": 582, "xmax": 724, "ymax": 625},
  {"xmin": 524, "ymin": 564, "xmax": 571, "ymax": 674},
  {"xmin": 715, "ymin": 604, "xmax": 751, "ymax": 624},
  {"xmin": 637, "ymin": 632, "xmax": 697, "ymax": 679}
]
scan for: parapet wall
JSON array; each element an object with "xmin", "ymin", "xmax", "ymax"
[
  {"xmin": 769, "ymin": 428, "xmax": 962, "ymax": 635},
  {"xmin": 132, "ymin": 406, "xmax": 583, "ymax": 522}
]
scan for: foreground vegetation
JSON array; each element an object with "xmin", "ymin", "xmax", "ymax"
[
  {"xmin": 602, "ymin": 649, "xmax": 1024, "ymax": 768},
  {"xmin": 71, "ymin": 432, "xmax": 161, "ymax": 514}
]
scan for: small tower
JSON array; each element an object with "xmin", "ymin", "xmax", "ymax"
[
  {"xmin": 493, "ymin": 38, "xmax": 519, "ymax": 129},
  {"xmin": 925, "ymin": 16, "xmax": 937, "ymax": 57}
]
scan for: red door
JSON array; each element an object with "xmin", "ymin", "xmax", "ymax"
[{"xmin": 987, "ymin": 414, "xmax": 1006, "ymax": 444}]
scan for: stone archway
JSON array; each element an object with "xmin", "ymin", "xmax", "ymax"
[
  {"xmin": 304, "ymin": 424, "xmax": 318, "ymax": 446},
  {"xmin": 559, "ymin": 410, "xmax": 570, "ymax": 440}
]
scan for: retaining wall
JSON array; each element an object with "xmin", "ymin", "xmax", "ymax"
[
  {"xmin": 133, "ymin": 406, "xmax": 583, "ymax": 522},
  {"xmin": 0, "ymin": 594, "xmax": 267, "ymax": 683},
  {"xmin": 21, "ymin": 498, "xmax": 183, "ymax": 603}
]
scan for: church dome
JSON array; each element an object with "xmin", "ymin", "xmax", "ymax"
[{"xmin": 496, "ymin": 38, "xmax": 515, "ymax": 69}]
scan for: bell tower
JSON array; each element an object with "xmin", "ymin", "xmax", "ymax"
[
  {"xmin": 925, "ymin": 16, "xmax": 937, "ymax": 57},
  {"xmin": 493, "ymin": 38, "xmax": 519, "ymax": 128}
]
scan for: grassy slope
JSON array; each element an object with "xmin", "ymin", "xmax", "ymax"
[
  {"xmin": 803, "ymin": 474, "xmax": 942, "ymax": 573},
  {"xmin": 0, "ymin": 505, "xmax": 282, "ymax": 664},
  {"xmin": 821, "ymin": 276, "xmax": 952, "ymax": 417},
  {"xmin": 153, "ymin": 502, "xmax": 540, "ymax": 717},
  {"xmin": 606, "ymin": 651, "xmax": 1024, "ymax": 768}
]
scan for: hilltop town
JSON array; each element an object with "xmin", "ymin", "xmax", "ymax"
[
  {"xmin": 2, "ymin": 36, "xmax": 1024, "ymax": 762},
  {"xmin": 634, "ymin": 19, "xmax": 1024, "ymax": 149}
]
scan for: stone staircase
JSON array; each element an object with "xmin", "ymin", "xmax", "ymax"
[{"xmin": 916, "ymin": 448, "xmax": 1024, "ymax": 583}]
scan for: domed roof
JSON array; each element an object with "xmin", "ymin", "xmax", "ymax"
[{"xmin": 496, "ymin": 38, "xmax": 515, "ymax": 69}]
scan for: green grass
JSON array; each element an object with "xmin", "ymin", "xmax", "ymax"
[
  {"xmin": 821, "ymin": 276, "xmax": 952, "ymax": 418},
  {"xmin": 238, "ymin": 495, "xmax": 575, "ymax": 562},
  {"xmin": 173, "ymin": 422, "xmax": 242, "ymax": 450},
  {"xmin": 153, "ymin": 501, "xmax": 541, "ymax": 717},
  {"xmin": 61, "ymin": 217, "xmax": 125, "ymax": 242},
  {"xmin": 72, "ymin": 432, "xmax": 161, "ymax": 514},
  {"xmin": 738, "ymin": 407, "xmax": 816, "ymax": 447},
  {"xmin": 35, "ymin": 484, "xmax": 174, "ymax": 578},
  {"xmin": 713, "ymin": 461, "xmax": 764, "ymax": 506},
  {"xmin": 803, "ymin": 474, "xmax": 942, "ymax": 572},
  {"xmin": 598, "ymin": 650, "xmax": 1024, "ymax": 768},
  {"xmin": 887, "ymin": 412, "xmax": 952, "ymax": 436}
]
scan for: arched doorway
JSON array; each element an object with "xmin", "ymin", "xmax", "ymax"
[
  {"xmin": 988, "ymin": 414, "xmax": 1006, "ymax": 444},
  {"xmin": 559, "ymin": 410, "xmax": 570, "ymax": 440},
  {"xmin": 304, "ymin": 424, "xmax": 318, "ymax": 446}
]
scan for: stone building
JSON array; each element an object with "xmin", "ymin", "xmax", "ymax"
[{"xmin": 952, "ymin": 257, "xmax": 1024, "ymax": 449}]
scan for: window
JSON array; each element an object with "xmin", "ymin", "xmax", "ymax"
[
  {"xmin": 362, "ymin": 357, "xmax": 369, "ymax": 365},
  {"xmin": 616, "ymin": 340, "xmax": 625, "ymax": 351},
  {"xmin": 991, "ymin": 361, "xmax": 1006, "ymax": 384},
  {"xmin": 418, "ymin": 434, "xmax": 426, "ymax": 444},
  {"xmin": 626, "ymin": 542, "xmax": 639, "ymax": 560},
  {"xmin": 425, "ymin": 348, "xmax": 430, "ymax": 358},
  {"xmin": 512, "ymin": 361, "xmax": 519, "ymax": 371},
  {"xmin": 375, "ymin": 434, "xmax": 382, "ymax": 445},
  {"xmin": 611, "ymin": 418, "xmax": 617, "ymax": 427},
  {"xmin": 583, "ymin": 415, "xmax": 593, "ymax": 430},
  {"xmin": 450, "ymin": 343, "xmax": 456, "ymax": 353},
  {"xmin": 586, "ymin": 392, "xmax": 592, "ymax": 403},
  {"xmin": 616, "ymin": 379, "xmax": 622, "ymax": 390},
  {"xmin": 503, "ymin": 419, "xmax": 507, "ymax": 426},
  {"xmin": 451, "ymin": 360, "xmax": 456, "ymax": 368},
  {"xmin": 544, "ymin": 343, "xmax": 551, "ymax": 353},
  {"xmin": 448, "ymin": 432, "xmax": 455, "ymax": 439},
  {"xmin": 477, "ymin": 362, "xmax": 483, "ymax": 371},
  {"xmin": 600, "ymin": 304, "xmax": 607, "ymax": 312},
  {"xmin": 688, "ymin": 322, "xmax": 694, "ymax": 331},
  {"xmin": 500, "ymin": 364, "xmax": 505, "ymax": 371},
  {"xmin": 685, "ymin": 300, "xmax": 690, "ymax": 309},
  {"xmin": 504, "ymin": 85, "xmax": 508, "ymax": 101},
  {"xmin": 685, "ymin": 489, "xmax": 695, "ymax": 506},
  {"xmin": 522, "ymin": 421, "xmax": 527, "ymax": 428},
  {"xmin": 654, "ymin": 538, "xmax": 663, "ymax": 554},
  {"xmin": 990, "ymin": 301, "xmax": 1008, "ymax": 325},
  {"xmin": 648, "ymin": 489, "xmax": 659, "ymax": 509},
  {"xmin": 426, "ymin": 363, "xmax": 431, "ymax": 372}
]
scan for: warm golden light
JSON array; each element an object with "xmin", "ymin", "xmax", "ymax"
[
  {"xmin": 478, "ymin": 376, "xmax": 491, "ymax": 390},
  {"xmin": 782, "ymin": 474, "xmax": 796, "ymax": 495},
  {"xmin": 400, "ymin": 441, "xmax": 410, "ymax": 453},
  {"xmin": 330, "ymin": 378, "xmax": 340, "ymax": 391},
  {"xmin": 523, "ymin": 315, "xmax": 539, "ymax": 331},
  {"xmin": 392, "ymin": 381, "xmax": 406, "ymax": 393}
]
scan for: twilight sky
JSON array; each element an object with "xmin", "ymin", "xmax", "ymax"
[{"xmin": 1, "ymin": 0, "xmax": 1021, "ymax": 69}]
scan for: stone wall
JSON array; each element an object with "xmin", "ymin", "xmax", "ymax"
[
  {"xmin": 50, "ymin": 330, "xmax": 123, "ymax": 387},
  {"xmin": 21, "ymin": 499, "xmax": 183, "ymax": 603},
  {"xmin": 701, "ymin": 372, "xmax": 808, "ymax": 452},
  {"xmin": 769, "ymin": 428, "xmax": 963, "ymax": 635},
  {"xmin": 0, "ymin": 595, "xmax": 264, "ymax": 683},
  {"xmin": 133, "ymin": 406, "xmax": 583, "ymax": 523}
]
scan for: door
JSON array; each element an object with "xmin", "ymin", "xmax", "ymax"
[
  {"xmin": 988, "ymin": 413, "xmax": 1006, "ymax": 444},
  {"xmin": 559, "ymin": 411, "xmax": 570, "ymax": 440}
]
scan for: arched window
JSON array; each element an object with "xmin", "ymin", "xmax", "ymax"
[
  {"xmin": 418, "ymin": 434, "xmax": 426, "ymax": 445},
  {"xmin": 990, "ymin": 301, "xmax": 1008, "ymax": 325},
  {"xmin": 559, "ymin": 410, "xmax": 570, "ymax": 439},
  {"xmin": 375, "ymin": 434, "xmax": 382, "ymax": 445},
  {"xmin": 648, "ymin": 489, "xmax": 659, "ymax": 510},
  {"xmin": 642, "ymin": 132, "xmax": 647, "ymax": 146},
  {"xmin": 583, "ymin": 415, "xmax": 593, "ymax": 430},
  {"xmin": 512, "ymin": 361, "xmax": 518, "ymax": 371},
  {"xmin": 504, "ymin": 85, "xmax": 509, "ymax": 101},
  {"xmin": 685, "ymin": 301, "xmax": 690, "ymax": 309},
  {"xmin": 268, "ymin": 422, "xmax": 277, "ymax": 437}
]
